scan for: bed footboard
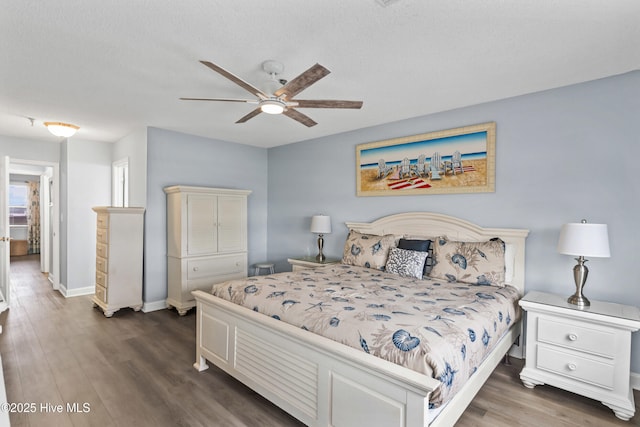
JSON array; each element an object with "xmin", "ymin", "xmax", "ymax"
[{"xmin": 193, "ymin": 290, "xmax": 440, "ymax": 427}]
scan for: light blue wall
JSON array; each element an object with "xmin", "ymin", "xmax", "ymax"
[
  {"xmin": 144, "ymin": 127, "xmax": 268, "ymax": 304},
  {"xmin": 268, "ymin": 70, "xmax": 640, "ymax": 371}
]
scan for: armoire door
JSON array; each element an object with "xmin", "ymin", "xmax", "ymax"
[
  {"xmin": 217, "ymin": 195, "xmax": 246, "ymax": 253},
  {"xmin": 186, "ymin": 194, "xmax": 217, "ymax": 255}
]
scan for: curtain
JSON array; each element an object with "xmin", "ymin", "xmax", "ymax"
[{"xmin": 27, "ymin": 181, "xmax": 40, "ymax": 254}]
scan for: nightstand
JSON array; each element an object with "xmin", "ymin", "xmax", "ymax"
[
  {"xmin": 519, "ymin": 291, "xmax": 640, "ymax": 421},
  {"xmin": 287, "ymin": 256, "xmax": 341, "ymax": 272}
]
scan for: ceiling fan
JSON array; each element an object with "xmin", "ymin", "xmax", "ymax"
[{"xmin": 181, "ymin": 60, "xmax": 363, "ymax": 127}]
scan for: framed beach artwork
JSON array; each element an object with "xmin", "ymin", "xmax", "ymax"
[{"xmin": 356, "ymin": 122, "xmax": 496, "ymax": 196}]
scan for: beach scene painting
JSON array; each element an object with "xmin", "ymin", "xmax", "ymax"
[{"xmin": 356, "ymin": 122, "xmax": 496, "ymax": 196}]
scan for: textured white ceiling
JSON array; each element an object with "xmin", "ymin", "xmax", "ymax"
[{"xmin": 1, "ymin": 0, "xmax": 638, "ymax": 148}]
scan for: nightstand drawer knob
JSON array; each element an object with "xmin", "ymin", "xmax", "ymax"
[
  {"xmin": 193, "ymin": 267, "xmax": 199, "ymax": 271},
  {"xmin": 567, "ymin": 363, "xmax": 577, "ymax": 371},
  {"xmin": 568, "ymin": 333, "xmax": 578, "ymax": 341}
]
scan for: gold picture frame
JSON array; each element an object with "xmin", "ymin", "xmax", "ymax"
[{"xmin": 356, "ymin": 122, "xmax": 496, "ymax": 196}]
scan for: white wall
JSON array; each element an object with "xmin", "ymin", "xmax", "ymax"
[
  {"xmin": 63, "ymin": 139, "xmax": 111, "ymax": 294},
  {"xmin": 0, "ymin": 135, "xmax": 60, "ymax": 163},
  {"xmin": 113, "ymin": 128, "xmax": 147, "ymax": 207}
]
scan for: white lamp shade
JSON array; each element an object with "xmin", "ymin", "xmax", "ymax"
[
  {"xmin": 310, "ymin": 215, "xmax": 331, "ymax": 234},
  {"xmin": 557, "ymin": 222, "xmax": 610, "ymax": 258}
]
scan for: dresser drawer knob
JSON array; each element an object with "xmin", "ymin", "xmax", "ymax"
[
  {"xmin": 568, "ymin": 333, "xmax": 578, "ymax": 341},
  {"xmin": 567, "ymin": 363, "xmax": 577, "ymax": 371},
  {"xmin": 193, "ymin": 267, "xmax": 199, "ymax": 271}
]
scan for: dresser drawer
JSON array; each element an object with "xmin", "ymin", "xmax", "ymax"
[
  {"xmin": 537, "ymin": 316, "xmax": 615, "ymax": 358},
  {"xmin": 96, "ymin": 243, "xmax": 108, "ymax": 259},
  {"xmin": 96, "ymin": 213, "xmax": 109, "ymax": 229},
  {"xmin": 187, "ymin": 254, "xmax": 246, "ymax": 281},
  {"xmin": 536, "ymin": 345, "xmax": 615, "ymax": 390},
  {"xmin": 96, "ymin": 270, "xmax": 107, "ymax": 288},
  {"xmin": 96, "ymin": 228, "xmax": 109, "ymax": 244},
  {"xmin": 95, "ymin": 284, "xmax": 107, "ymax": 303},
  {"xmin": 96, "ymin": 256, "xmax": 108, "ymax": 274}
]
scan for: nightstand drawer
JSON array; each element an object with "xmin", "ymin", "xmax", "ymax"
[
  {"xmin": 537, "ymin": 345, "xmax": 615, "ymax": 390},
  {"xmin": 537, "ymin": 316, "xmax": 615, "ymax": 358}
]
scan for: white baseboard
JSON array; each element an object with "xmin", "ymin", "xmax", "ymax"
[
  {"xmin": 631, "ymin": 372, "xmax": 640, "ymax": 391},
  {"xmin": 59, "ymin": 284, "xmax": 95, "ymax": 298},
  {"xmin": 142, "ymin": 300, "xmax": 167, "ymax": 313}
]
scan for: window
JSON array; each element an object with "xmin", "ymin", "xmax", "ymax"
[{"xmin": 9, "ymin": 183, "xmax": 28, "ymax": 225}]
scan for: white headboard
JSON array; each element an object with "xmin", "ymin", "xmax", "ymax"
[{"xmin": 345, "ymin": 212, "xmax": 530, "ymax": 295}]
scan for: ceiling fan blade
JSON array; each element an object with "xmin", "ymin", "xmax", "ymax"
[
  {"xmin": 200, "ymin": 60, "xmax": 267, "ymax": 98},
  {"xmin": 274, "ymin": 63, "xmax": 330, "ymax": 99},
  {"xmin": 283, "ymin": 108, "xmax": 317, "ymax": 127},
  {"xmin": 235, "ymin": 108, "xmax": 263, "ymax": 124},
  {"xmin": 294, "ymin": 100, "xmax": 363, "ymax": 109},
  {"xmin": 180, "ymin": 97, "xmax": 258, "ymax": 104}
]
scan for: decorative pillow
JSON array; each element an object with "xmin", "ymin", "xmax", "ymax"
[
  {"xmin": 341, "ymin": 230, "xmax": 397, "ymax": 270},
  {"xmin": 429, "ymin": 237, "xmax": 506, "ymax": 286},
  {"xmin": 397, "ymin": 238, "xmax": 433, "ymax": 277},
  {"xmin": 385, "ymin": 247, "xmax": 429, "ymax": 279}
]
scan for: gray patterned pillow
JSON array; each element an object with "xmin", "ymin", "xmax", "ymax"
[
  {"xmin": 385, "ymin": 247, "xmax": 429, "ymax": 279},
  {"xmin": 341, "ymin": 230, "xmax": 397, "ymax": 270},
  {"xmin": 429, "ymin": 238, "xmax": 506, "ymax": 286},
  {"xmin": 397, "ymin": 238, "xmax": 433, "ymax": 277}
]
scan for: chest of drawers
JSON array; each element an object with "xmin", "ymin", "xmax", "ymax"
[{"xmin": 92, "ymin": 207, "xmax": 145, "ymax": 317}]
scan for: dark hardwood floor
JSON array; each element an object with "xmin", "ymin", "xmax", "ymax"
[{"xmin": 1, "ymin": 255, "xmax": 637, "ymax": 426}]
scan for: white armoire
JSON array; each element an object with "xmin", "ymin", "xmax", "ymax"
[
  {"xmin": 164, "ymin": 185, "xmax": 251, "ymax": 315},
  {"xmin": 92, "ymin": 206, "xmax": 145, "ymax": 317}
]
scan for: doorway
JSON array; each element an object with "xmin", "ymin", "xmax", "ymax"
[{"xmin": 8, "ymin": 159, "xmax": 60, "ymax": 293}]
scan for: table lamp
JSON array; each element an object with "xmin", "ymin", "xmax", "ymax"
[
  {"xmin": 557, "ymin": 219, "xmax": 610, "ymax": 307},
  {"xmin": 310, "ymin": 215, "xmax": 331, "ymax": 262}
]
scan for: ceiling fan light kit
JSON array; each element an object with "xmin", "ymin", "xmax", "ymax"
[
  {"xmin": 259, "ymin": 99, "xmax": 286, "ymax": 115},
  {"xmin": 181, "ymin": 60, "xmax": 363, "ymax": 127}
]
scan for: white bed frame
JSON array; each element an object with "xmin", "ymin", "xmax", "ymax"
[{"xmin": 192, "ymin": 212, "xmax": 529, "ymax": 426}]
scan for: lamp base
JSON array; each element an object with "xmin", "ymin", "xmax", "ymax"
[
  {"xmin": 567, "ymin": 293, "xmax": 590, "ymax": 307},
  {"xmin": 315, "ymin": 234, "xmax": 325, "ymax": 262},
  {"xmin": 567, "ymin": 256, "xmax": 590, "ymax": 307}
]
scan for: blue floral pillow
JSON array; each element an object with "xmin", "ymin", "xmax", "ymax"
[
  {"xmin": 385, "ymin": 247, "xmax": 429, "ymax": 279},
  {"xmin": 429, "ymin": 238, "xmax": 506, "ymax": 286},
  {"xmin": 341, "ymin": 230, "xmax": 397, "ymax": 270}
]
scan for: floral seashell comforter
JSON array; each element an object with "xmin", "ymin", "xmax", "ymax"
[{"xmin": 210, "ymin": 263, "xmax": 520, "ymax": 408}]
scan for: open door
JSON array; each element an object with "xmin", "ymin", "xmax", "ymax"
[{"xmin": 0, "ymin": 156, "xmax": 9, "ymax": 315}]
